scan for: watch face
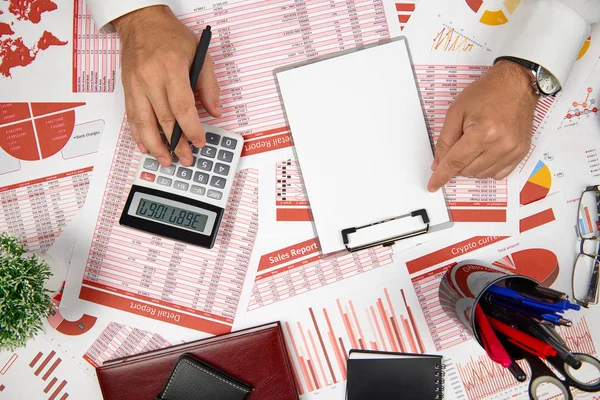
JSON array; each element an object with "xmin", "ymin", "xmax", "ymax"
[{"xmin": 537, "ymin": 67, "xmax": 561, "ymax": 95}]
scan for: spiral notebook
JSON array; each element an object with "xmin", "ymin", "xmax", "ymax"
[{"xmin": 346, "ymin": 350, "xmax": 444, "ymax": 400}]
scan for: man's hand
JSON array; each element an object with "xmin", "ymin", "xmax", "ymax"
[
  {"xmin": 427, "ymin": 61, "xmax": 539, "ymax": 192},
  {"xmin": 114, "ymin": 6, "xmax": 221, "ymax": 167}
]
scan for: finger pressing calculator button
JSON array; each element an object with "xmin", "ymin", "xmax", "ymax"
[
  {"xmin": 143, "ymin": 158, "xmax": 159, "ymax": 171},
  {"xmin": 207, "ymin": 190, "xmax": 223, "ymax": 200},
  {"xmin": 206, "ymin": 132, "xmax": 221, "ymax": 145},
  {"xmin": 221, "ymin": 137, "xmax": 237, "ymax": 149},
  {"xmin": 197, "ymin": 159, "xmax": 213, "ymax": 171},
  {"xmin": 157, "ymin": 176, "xmax": 172, "ymax": 187},
  {"xmin": 176, "ymin": 167, "xmax": 192, "ymax": 180},
  {"xmin": 210, "ymin": 176, "xmax": 226, "ymax": 189},
  {"xmin": 200, "ymin": 146, "xmax": 217, "ymax": 158},
  {"xmin": 160, "ymin": 165, "xmax": 176, "ymax": 176},
  {"xmin": 217, "ymin": 150, "xmax": 234, "ymax": 162},
  {"xmin": 191, "ymin": 185, "xmax": 206, "ymax": 196},
  {"xmin": 140, "ymin": 172, "xmax": 156, "ymax": 182},
  {"xmin": 214, "ymin": 163, "xmax": 230, "ymax": 176},
  {"xmin": 174, "ymin": 181, "xmax": 189, "ymax": 191},
  {"xmin": 193, "ymin": 171, "xmax": 210, "ymax": 185}
]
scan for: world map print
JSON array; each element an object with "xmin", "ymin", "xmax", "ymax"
[{"xmin": 0, "ymin": 0, "xmax": 67, "ymax": 78}]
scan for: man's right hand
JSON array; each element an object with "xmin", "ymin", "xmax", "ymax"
[{"xmin": 114, "ymin": 5, "xmax": 221, "ymax": 167}]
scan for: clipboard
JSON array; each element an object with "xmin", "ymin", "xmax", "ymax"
[{"xmin": 276, "ymin": 38, "xmax": 452, "ymax": 254}]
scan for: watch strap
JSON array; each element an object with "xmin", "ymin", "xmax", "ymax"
[{"xmin": 494, "ymin": 56, "xmax": 539, "ymax": 73}]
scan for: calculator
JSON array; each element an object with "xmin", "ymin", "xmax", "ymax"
[{"xmin": 119, "ymin": 124, "xmax": 243, "ymax": 249}]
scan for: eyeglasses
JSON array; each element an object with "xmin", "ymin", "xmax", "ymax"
[{"xmin": 573, "ymin": 185, "xmax": 600, "ymax": 307}]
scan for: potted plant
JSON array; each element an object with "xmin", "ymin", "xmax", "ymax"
[{"xmin": 0, "ymin": 233, "xmax": 54, "ymax": 350}]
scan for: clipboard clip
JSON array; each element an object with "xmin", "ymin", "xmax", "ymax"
[{"xmin": 340, "ymin": 209, "xmax": 430, "ymax": 252}]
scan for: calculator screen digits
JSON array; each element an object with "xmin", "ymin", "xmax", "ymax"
[{"xmin": 136, "ymin": 198, "xmax": 209, "ymax": 232}]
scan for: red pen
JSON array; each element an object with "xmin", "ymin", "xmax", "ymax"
[
  {"xmin": 474, "ymin": 304, "xmax": 512, "ymax": 367},
  {"xmin": 487, "ymin": 316, "xmax": 557, "ymax": 359}
]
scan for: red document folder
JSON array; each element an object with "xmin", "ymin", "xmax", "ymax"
[{"xmin": 96, "ymin": 322, "xmax": 299, "ymax": 400}]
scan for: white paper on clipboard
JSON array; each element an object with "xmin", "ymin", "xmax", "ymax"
[{"xmin": 276, "ymin": 37, "xmax": 452, "ymax": 254}]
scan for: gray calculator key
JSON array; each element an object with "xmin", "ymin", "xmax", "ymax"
[
  {"xmin": 214, "ymin": 163, "xmax": 230, "ymax": 176},
  {"xmin": 174, "ymin": 181, "xmax": 189, "ymax": 191},
  {"xmin": 176, "ymin": 167, "xmax": 192, "ymax": 180},
  {"xmin": 160, "ymin": 165, "xmax": 176, "ymax": 176},
  {"xmin": 200, "ymin": 146, "xmax": 217, "ymax": 158},
  {"xmin": 143, "ymin": 158, "xmax": 159, "ymax": 171},
  {"xmin": 197, "ymin": 159, "xmax": 213, "ymax": 171},
  {"xmin": 210, "ymin": 176, "xmax": 226, "ymax": 189},
  {"xmin": 191, "ymin": 185, "xmax": 206, "ymax": 196},
  {"xmin": 157, "ymin": 176, "xmax": 173, "ymax": 187},
  {"xmin": 221, "ymin": 137, "xmax": 237, "ymax": 149},
  {"xmin": 217, "ymin": 150, "xmax": 234, "ymax": 163},
  {"xmin": 206, "ymin": 132, "xmax": 221, "ymax": 145},
  {"xmin": 207, "ymin": 190, "xmax": 223, "ymax": 200},
  {"xmin": 193, "ymin": 171, "xmax": 210, "ymax": 184}
]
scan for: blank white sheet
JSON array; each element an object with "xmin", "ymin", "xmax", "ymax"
[{"xmin": 277, "ymin": 38, "xmax": 451, "ymax": 254}]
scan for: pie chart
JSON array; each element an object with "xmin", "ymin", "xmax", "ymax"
[
  {"xmin": 493, "ymin": 248, "xmax": 559, "ymax": 287},
  {"xmin": 0, "ymin": 102, "xmax": 85, "ymax": 161},
  {"xmin": 520, "ymin": 160, "xmax": 551, "ymax": 205}
]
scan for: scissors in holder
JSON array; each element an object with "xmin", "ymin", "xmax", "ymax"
[{"xmin": 510, "ymin": 346, "xmax": 600, "ymax": 399}]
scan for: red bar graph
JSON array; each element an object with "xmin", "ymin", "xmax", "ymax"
[
  {"xmin": 29, "ymin": 349, "xmax": 69, "ymax": 399},
  {"xmin": 1, "ymin": 353, "xmax": 17, "ymax": 375},
  {"xmin": 556, "ymin": 317, "xmax": 595, "ymax": 355},
  {"xmin": 282, "ymin": 286, "xmax": 425, "ymax": 394},
  {"xmin": 456, "ymin": 317, "xmax": 595, "ymax": 400},
  {"xmin": 457, "ymin": 354, "xmax": 529, "ymax": 400}
]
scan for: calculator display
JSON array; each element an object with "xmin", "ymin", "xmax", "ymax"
[{"xmin": 135, "ymin": 198, "xmax": 208, "ymax": 232}]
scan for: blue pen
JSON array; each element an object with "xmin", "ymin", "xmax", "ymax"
[
  {"xmin": 488, "ymin": 285, "xmax": 580, "ymax": 311},
  {"xmin": 483, "ymin": 294, "xmax": 572, "ymax": 326}
]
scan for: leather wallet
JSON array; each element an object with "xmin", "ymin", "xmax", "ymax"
[{"xmin": 157, "ymin": 354, "xmax": 252, "ymax": 400}]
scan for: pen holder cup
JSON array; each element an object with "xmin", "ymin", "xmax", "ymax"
[{"xmin": 439, "ymin": 259, "xmax": 540, "ymax": 348}]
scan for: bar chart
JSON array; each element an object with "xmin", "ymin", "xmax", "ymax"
[
  {"xmin": 29, "ymin": 350, "xmax": 69, "ymax": 400},
  {"xmin": 456, "ymin": 317, "xmax": 596, "ymax": 400},
  {"xmin": 282, "ymin": 286, "xmax": 426, "ymax": 395}
]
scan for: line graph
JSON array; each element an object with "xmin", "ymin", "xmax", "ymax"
[
  {"xmin": 566, "ymin": 88, "xmax": 598, "ymax": 119},
  {"xmin": 431, "ymin": 26, "xmax": 476, "ymax": 52},
  {"xmin": 457, "ymin": 317, "xmax": 596, "ymax": 400},
  {"xmin": 283, "ymin": 287, "xmax": 425, "ymax": 395}
]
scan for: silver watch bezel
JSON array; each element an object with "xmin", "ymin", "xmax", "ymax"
[{"xmin": 534, "ymin": 65, "xmax": 561, "ymax": 96}]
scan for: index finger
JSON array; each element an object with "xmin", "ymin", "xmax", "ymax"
[
  {"xmin": 427, "ymin": 137, "xmax": 483, "ymax": 192},
  {"xmin": 166, "ymin": 67, "xmax": 206, "ymax": 148}
]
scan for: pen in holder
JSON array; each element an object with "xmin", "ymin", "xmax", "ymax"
[{"xmin": 439, "ymin": 260, "xmax": 554, "ymax": 350}]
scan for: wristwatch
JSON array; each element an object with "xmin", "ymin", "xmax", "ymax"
[{"xmin": 495, "ymin": 56, "xmax": 561, "ymax": 96}]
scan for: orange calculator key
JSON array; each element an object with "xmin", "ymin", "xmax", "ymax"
[{"xmin": 140, "ymin": 172, "xmax": 156, "ymax": 182}]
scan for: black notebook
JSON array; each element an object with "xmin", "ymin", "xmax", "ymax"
[{"xmin": 346, "ymin": 350, "xmax": 445, "ymax": 400}]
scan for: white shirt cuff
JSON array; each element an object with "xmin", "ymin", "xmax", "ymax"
[
  {"xmin": 86, "ymin": 0, "xmax": 170, "ymax": 34},
  {"xmin": 496, "ymin": 0, "xmax": 590, "ymax": 87}
]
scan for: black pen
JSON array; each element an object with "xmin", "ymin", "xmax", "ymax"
[
  {"xmin": 169, "ymin": 25, "xmax": 212, "ymax": 155},
  {"xmin": 504, "ymin": 279, "xmax": 568, "ymax": 302}
]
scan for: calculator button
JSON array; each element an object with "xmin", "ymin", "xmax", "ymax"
[
  {"xmin": 214, "ymin": 163, "xmax": 230, "ymax": 176},
  {"xmin": 206, "ymin": 132, "xmax": 221, "ymax": 145},
  {"xmin": 200, "ymin": 146, "xmax": 217, "ymax": 158},
  {"xmin": 160, "ymin": 165, "xmax": 176, "ymax": 176},
  {"xmin": 143, "ymin": 158, "xmax": 159, "ymax": 171},
  {"xmin": 193, "ymin": 171, "xmax": 210, "ymax": 185},
  {"xmin": 210, "ymin": 176, "xmax": 226, "ymax": 189},
  {"xmin": 176, "ymin": 167, "xmax": 192, "ymax": 180},
  {"xmin": 174, "ymin": 181, "xmax": 189, "ymax": 191},
  {"xmin": 197, "ymin": 159, "xmax": 213, "ymax": 171},
  {"xmin": 157, "ymin": 176, "xmax": 172, "ymax": 187},
  {"xmin": 207, "ymin": 190, "xmax": 223, "ymax": 200},
  {"xmin": 140, "ymin": 172, "xmax": 156, "ymax": 182},
  {"xmin": 221, "ymin": 137, "xmax": 237, "ymax": 149},
  {"xmin": 217, "ymin": 150, "xmax": 234, "ymax": 163},
  {"xmin": 191, "ymin": 185, "xmax": 206, "ymax": 196}
]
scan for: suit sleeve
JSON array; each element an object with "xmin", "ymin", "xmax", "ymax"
[
  {"xmin": 85, "ymin": 0, "xmax": 170, "ymax": 33},
  {"xmin": 496, "ymin": 0, "xmax": 596, "ymax": 87}
]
